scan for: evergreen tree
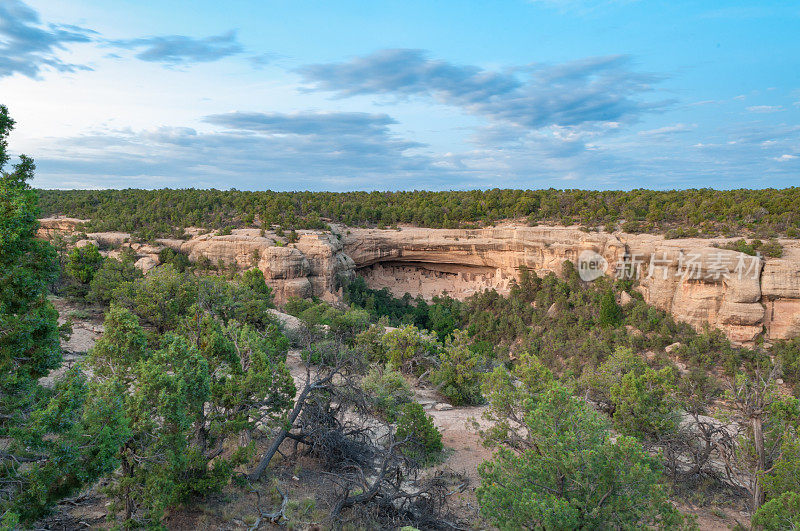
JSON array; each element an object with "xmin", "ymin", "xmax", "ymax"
[
  {"xmin": 0, "ymin": 105, "xmax": 121, "ymax": 525},
  {"xmin": 477, "ymin": 382, "xmax": 684, "ymax": 529},
  {"xmin": 599, "ymin": 288, "xmax": 623, "ymax": 327}
]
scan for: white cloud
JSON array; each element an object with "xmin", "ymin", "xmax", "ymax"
[
  {"xmin": 746, "ymin": 105, "xmax": 783, "ymax": 113},
  {"xmin": 638, "ymin": 123, "xmax": 695, "ymax": 136}
]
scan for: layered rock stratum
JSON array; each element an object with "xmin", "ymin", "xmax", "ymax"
[{"xmin": 39, "ymin": 217, "xmax": 800, "ymax": 344}]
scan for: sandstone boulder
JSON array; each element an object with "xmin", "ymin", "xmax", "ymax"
[
  {"xmin": 36, "ymin": 217, "xmax": 87, "ymax": 238},
  {"xmin": 135, "ymin": 256, "xmax": 158, "ymax": 274}
]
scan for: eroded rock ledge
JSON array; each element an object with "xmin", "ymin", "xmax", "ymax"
[{"xmin": 38, "ymin": 218, "xmax": 800, "ymax": 344}]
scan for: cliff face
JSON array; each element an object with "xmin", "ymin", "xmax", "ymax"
[
  {"xmin": 343, "ymin": 226, "xmax": 627, "ymax": 300},
  {"xmin": 38, "ymin": 218, "xmax": 800, "ymax": 344},
  {"xmin": 36, "ymin": 217, "xmax": 88, "ymax": 237},
  {"xmin": 342, "ymin": 226, "xmax": 800, "ymax": 343},
  {"xmin": 158, "ymin": 229, "xmax": 354, "ymax": 303}
]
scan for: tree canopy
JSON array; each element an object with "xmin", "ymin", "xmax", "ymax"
[{"xmin": 37, "ymin": 187, "xmax": 800, "ymax": 240}]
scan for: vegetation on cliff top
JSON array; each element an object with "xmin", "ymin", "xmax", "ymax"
[{"xmin": 37, "ymin": 187, "xmax": 800, "ymax": 239}]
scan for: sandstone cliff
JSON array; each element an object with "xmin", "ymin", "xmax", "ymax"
[{"xmin": 37, "ymin": 218, "xmax": 800, "ymax": 344}]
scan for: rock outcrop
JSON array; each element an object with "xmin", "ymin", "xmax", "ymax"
[
  {"xmin": 343, "ymin": 226, "xmax": 626, "ymax": 300},
  {"xmin": 37, "ymin": 217, "xmax": 88, "ymax": 238},
  {"xmin": 341, "ymin": 226, "xmax": 800, "ymax": 344},
  {"xmin": 37, "ymin": 218, "xmax": 800, "ymax": 343},
  {"xmin": 158, "ymin": 229, "xmax": 354, "ymax": 302}
]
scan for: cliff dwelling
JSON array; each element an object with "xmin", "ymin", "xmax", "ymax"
[{"xmin": 356, "ymin": 260, "xmax": 515, "ymax": 300}]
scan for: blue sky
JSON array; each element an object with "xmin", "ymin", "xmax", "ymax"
[{"xmin": 1, "ymin": 0, "xmax": 798, "ymax": 191}]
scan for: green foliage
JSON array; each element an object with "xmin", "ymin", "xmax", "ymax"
[
  {"xmin": 476, "ymin": 382, "xmax": 684, "ymax": 530},
  {"xmin": 717, "ymin": 238, "xmax": 783, "ymax": 258},
  {"xmin": 330, "ymin": 307, "xmax": 371, "ymax": 339},
  {"xmin": 774, "ymin": 337, "xmax": 800, "ymax": 394},
  {"xmin": 430, "ymin": 329, "xmax": 485, "ymax": 406},
  {"xmin": 0, "ymin": 105, "xmax": 114, "ymax": 524},
  {"xmin": 395, "ymin": 402, "xmax": 443, "ymax": 463},
  {"xmin": 752, "ymin": 492, "xmax": 800, "ymax": 530},
  {"xmin": 580, "ymin": 346, "xmax": 648, "ymax": 401},
  {"xmin": 286, "ymin": 298, "xmax": 370, "ymax": 342},
  {"xmin": 581, "ymin": 347, "xmax": 678, "ymax": 441},
  {"xmin": 479, "ymin": 352, "xmax": 554, "ymax": 448},
  {"xmin": 111, "ymin": 264, "xmax": 197, "ymax": 332},
  {"xmin": 6, "ymin": 367, "xmax": 127, "ymax": 524},
  {"xmin": 361, "ymin": 365, "xmax": 413, "ymax": 421},
  {"xmin": 241, "ymin": 267, "xmax": 272, "ymax": 298},
  {"xmin": 599, "ymin": 288, "xmax": 623, "ymax": 327},
  {"xmin": 88, "ymin": 306, "xmax": 148, "ymax": 383},
  {"xmin": 65, "ymin": 243, "xmax": 104, "ymax": 284},
  {"xmin": 37, "ymin": 187, "xmax": 800, "ymax": 238},
  {"xmin": 426, "ymin": 297, "xmax": 460, "ymax": 342},
  {"xmin": 300, "ymin": 339, "xmax": 342, "ymax": 366},
  {"xmin": 344, "ymin": 275, "xmax": 462, "ymax": 340},
  {"xmin": 380, "ymin": 325, "xmax": 440, "ymax": 374},
  {"xmin": 158, "ymin": 247, "xmax": 191, "ymax": 272},
  {"xmin": 753, "ymin": 432, "xmax": 800, "ymax": 529},
  {"xmin": 88, "ymin": 251, "xmax": 142, "ymax": 303},
  {"xmin": 111, "ymin": 334, "xmax": 212, "ymax": 523},
  {"xmin": 88, "ymin": 303, "xmax": 295, "ymax": 526},
  {"xmin": 610, "ymin": 366, "xmax": 679, "ymax": 440},
  {"xmin": 79, "ymin": 252, "xmax": 291, "ymax": 526},
  {"xmin": 284, "ymin": 296, "xmax": 315, "ymax": 316}
]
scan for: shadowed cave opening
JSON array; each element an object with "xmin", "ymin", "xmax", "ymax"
[{"xmin": 354, "ymin": 259, "xmax": 514, "ymax": 301}]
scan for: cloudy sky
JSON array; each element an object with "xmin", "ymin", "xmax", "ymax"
[{"xmin": 1, "ymin": 0, "xmax": 798, "ymax": 191}]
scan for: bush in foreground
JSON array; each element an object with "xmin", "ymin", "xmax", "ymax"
[{"xmin": 476, "ymin": 382, "xmax": 686, "ymax": 529}]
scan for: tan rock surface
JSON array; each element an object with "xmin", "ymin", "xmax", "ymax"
[
  {"xmin": 37, "ymin": 219, "xmax": 800, "ymax": 342},
  {"xmin": 37, "ymin": 217, "xmax": 88, "ymax": 237}
]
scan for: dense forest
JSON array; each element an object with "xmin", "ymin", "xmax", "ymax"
[{"xmin": 38, "ymin": 187, "xmax": 800, "ymax": 240}]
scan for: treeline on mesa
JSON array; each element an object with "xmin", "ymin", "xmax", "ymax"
[{"xmin": 38, "ymin": 187, "xmax": 800, "ymax": 239}]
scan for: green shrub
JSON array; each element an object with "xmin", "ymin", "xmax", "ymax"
[
  {"xmin": 476, "ymin": 382, "xmax": 685, "ymax": 529},
  {"xmin": 300, "ymin": 340, "xmax": 339, "ymax": 366},
  {"xmin": 361, "ymin": 365, "xmax": 413, "ymax": 421},
  {"xmin": 89, "ymin": 253, "xmax": 142, "ymax": 303},
  {"xmin": 610, "ymin": 366, "xmax": 679, "ymax": 440},
  {"xmin": 775, "ymin": 337, "xmax": 800, "ymax": 393},
  {"xmin": 753, "ymin": 434, "xmax": 800, "ymax": 529},
  {"xmin": 66, "ymin": 244, "xmax": 104, "ymax": 284},
  {"xmin": 598, "ymin": 289, "xmax": 623, "ymax": 327},
  {"xmin": 430, "ymin": 329, "xmax": 485, "ymax": 406},
  {"xmin": 395, "ymin": 402, "xmax": 442, "ymax": 463},
  {"xmin": 67, "ymin": 309, "xmax": 90, "ymax": 320},
  {"xmin": 717, "ymin": 238, "xmax": 783, "ymax": 258},
  {"xmin": 380, "ymin": 325, "xmax": 440, "ymax": 374},
  {"xmin": 158, "ymin": 247, "xmax": 191, "ymax": 272},
  {"xmin": 284, "ymin": 296, "xmax": 314, "ymax": 316}
]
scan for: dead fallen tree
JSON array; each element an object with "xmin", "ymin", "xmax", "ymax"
[{"xmin": 247, "ymin": 322, "xmax": 465, "ymax": 528}]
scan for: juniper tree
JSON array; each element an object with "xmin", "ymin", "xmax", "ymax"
[
  {"xmin": 476, "ymin": 382, "xmax": 685, "ymax": 529},
  {"xmin": 0, "ymin": 105, "xmax": 121, "ymax": 526}
]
